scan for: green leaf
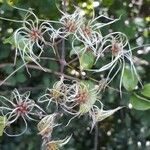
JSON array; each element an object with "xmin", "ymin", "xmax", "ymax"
[
  {"xmin": 81, "ymin": 80, "xmax": 95, "ymax": 90},
  {"xmin": 7, "ymin": 0, "xmax": 19, "ymax": 6},
  {"xmin": 102, "ymin": 0, "xmax": 114, "ymax": 7},
  {"xmin": 122, "ymin": 66, "xmax": 138, "ymax": 91},
  {"xmin": 0, "ymin": 48, "xmax": 10, "ymax": 59},
  {"xmin": 2, "ymin": 65, "xmax": 14, "ymax": 74},
  {"xmin": 130, "ymin": 93, "xmax": 150, "ymax": 110},
  {"xmin": 70, "ymin": 46, "xmax": 83, "ymax": 57},
  {"xmin": 4, "ymin": 34, "xmax": 16, "ymax": 45},
  {"xmin": 141, "ymin": 83, "xmax": 150, "ymax": 98},
  {"xmin": 79, "ymin": 51, "xmax": 95, "ymax": 70},
  {"xmin": 16, "ymin": 73, "xmax": 26, "ymax": 83},
  {"xmin": 0, "ymin": 116, "xmax": 6, "ymax": 136},
  {"xmin": 4, "ymin": 34, "xmax": 28, "ymax": 51},
  {"xmin": 79, "ymin": 80, "xmax": 97, "ymax": 114}
]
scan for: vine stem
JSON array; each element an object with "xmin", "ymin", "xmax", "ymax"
[
  {"xmin": 0, "ymin": 63, "xmax": 79, "ymax": 86},
  {"xmin": 60, "ymin": 0, "xmax": 67, "ymax": 75}
]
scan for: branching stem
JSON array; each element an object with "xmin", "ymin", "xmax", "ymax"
[{"xmin": 0, "ymin": 63, "xmax": 79, "ymax": 86}]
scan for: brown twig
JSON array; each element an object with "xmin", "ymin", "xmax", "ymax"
[
  {"xmin": 0, "ymin": 63, "xmax": 79, "ymax": 86},
  {"xmin": 26, "ymin": 64, "xmax": 77, "ymax": 80},
  {"xmin": 60, "ymin": 0, "xmax": 67, "ymax": 75}
]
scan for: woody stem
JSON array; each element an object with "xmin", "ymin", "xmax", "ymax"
[{"xmin": 60, "ymin": 0, "xmax": 67, "ymax": 75}]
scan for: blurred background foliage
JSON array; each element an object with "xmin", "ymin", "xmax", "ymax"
[{"xmin": 0, "ymin": 0, "xmax": 150, "ymax": 150}]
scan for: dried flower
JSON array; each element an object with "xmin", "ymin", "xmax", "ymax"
[
  {"xmin": 45, "ymin": 135, "xmax": 72, "ymax": 150},
  {"xmin": 73, "ymin": 14, "xmax": 119, "ymax": 55},
  {"xmin": 64, "ymin": 81, "xmax": 103, "ymax": 126},
  {"xmin": 0, "ymin": 89, "xmax": 44, "ymax": 136},
  {"xmin": 37, "ymin": 114, "xmax": 58, "ymax": 139},
  {"xmin": 13, "ymin": 7, "xmax": 55, "ymax": 67},
  {"xmin": 93, "ymin": 32, "xmax": 141, "ymax": 92},
  {"xmin": 38, "ymin": 77, "xmax": 72, "ymax": 109},
  {"xmin": 90, "ymin": 105, "xmax": 122, "ymax": 129},
  {"xmin": 58, "ymin": 7, "xmax": 83, "ymax": 37},
  {"xmin": 0, "ymin": 7, "xmax": 55, "ymax": 70}
]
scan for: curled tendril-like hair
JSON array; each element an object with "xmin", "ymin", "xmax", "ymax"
[
  {"xmin": 45, "ymin": 135, "xmax": 72, "ymax": 150},
  {"xmin": 38, "ymin": 77, "xmax": 73, "ymax": 110},
  {"xmin": 88, "ymin": 32, "xmax": 142, "ymax": 93},
  {"xmin": 0, "ymin": 89, "xmax": 44, "ymax": 137},
  {"xmin": 90, "ymin": 105, "xmax": 122, "ymax": 130},
  {"xmin": 37, "ymin": 114, "xmax": 59, "ymax": 139}
]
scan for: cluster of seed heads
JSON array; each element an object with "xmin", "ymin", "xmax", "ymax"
[{"xmin": 0, "ymin": 5, "xmax": 142, "ymax": 149}]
